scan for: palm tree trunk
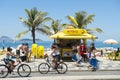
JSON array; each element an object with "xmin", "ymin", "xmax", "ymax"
[{"xmin": 31, "ymin": 28, "xmax": 36, "ymax": 43}]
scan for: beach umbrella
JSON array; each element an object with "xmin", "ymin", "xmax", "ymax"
[
  {"xmin": 103, "ymin": 39, "xmax": 119, "ymax": 48},
  {"xmin": 103, "ymin": 39, "xmax": 119, "ymax": 44}
]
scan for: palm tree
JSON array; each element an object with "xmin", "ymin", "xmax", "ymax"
[
  {"xmin": 45, "ymin": 19, "xmax": 68, "ymax": 35},
  {"xmin": 67, "ymin": 11, "xmax": 103, "ymax": 34},
  {"xmin": 43, "ymin": 19, "xmax": 68, "ymax": 43},
  {"xmin": 15, "ymin": 7, "xmax": 51, "ymax": 43}
]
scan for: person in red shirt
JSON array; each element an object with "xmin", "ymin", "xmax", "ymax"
[{"xmin": 79, "ymin": 43, "xmax": 88, "ymax": 62}]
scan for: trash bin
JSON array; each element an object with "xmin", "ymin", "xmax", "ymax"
[
  {"xmin": 37, "ymin": 46, "xmax": 44, "ymax": 58},
  {"xmin": 31, "ymin": 44, "xmax": 38, "ymax": 58}
]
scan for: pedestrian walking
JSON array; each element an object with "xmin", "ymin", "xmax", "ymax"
[
  {"xmin": 88, "ymin": 54, "xmax": 99, "ymax": 71},
  {"xmin": 79, "ymin": 43, "xmax": 88, "ymax": 62},
  {"xmin": 2, "ymin": 40, "xmax": 5, "ymax": 51},
  {"xmin": 88, "ymin": 43, "xmax": 96, "ymax": 58}
]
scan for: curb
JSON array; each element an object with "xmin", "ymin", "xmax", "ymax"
[
  {"xmin": 29, "ymin": 69, "xmax": 120, "ymax": 73},
  {"xmin": 3, "ymin": 75, "xmax": 120, "ymax": 80}
]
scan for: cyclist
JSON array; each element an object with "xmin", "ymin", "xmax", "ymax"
[
  {"xmin": 50, "ymin": 45, "xmax": 61, "ymax": 69},
  {"xmin": 4, "ymin": 47, "xmax": 19, "ymax": 72}
]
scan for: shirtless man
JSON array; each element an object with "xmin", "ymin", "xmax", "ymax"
[
  {"xmin": 16, "ymin": 43, "xmax": 24, "ymax": 56},
  {"xmin": 16, "ymin": 43, "xmax": 29, "ymax": 62}
]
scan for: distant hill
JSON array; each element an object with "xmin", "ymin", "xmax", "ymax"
[
  {"xmin": 0, "ymin": 36, "xmax": 13, "ymax": 42},
  {"xmin": 35, "ymin": 39, "xmax": 43, "ymax": 41},
  {"xmin": 0, "ymin": 36, "xmax": 43, "ymax": 42},
  {"xmin": 20, "ymin": 38, "xmax": 42, "ymax": 42}
]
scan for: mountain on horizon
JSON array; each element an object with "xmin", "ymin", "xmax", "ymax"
[
  {"xmin": 19, "ymin": 38, "xmax": 43, "ymax": 42},
  {"xmin": 0, "ymin": 36, "xmax": 13, "ymax": 42}
]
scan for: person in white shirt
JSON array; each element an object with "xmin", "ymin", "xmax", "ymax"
[
  {"xmin": 50, "ymin": 45, "xmax": 60, "ymax": 69},
  {"xmin": 4, "ymin": 47, "xmax": 18, "ymax": 71},
  {"xmin": 16, "ymin": 43, "xmax": 30, "ymax": 62},
  {"xmin": 16, "ymin": 43, "xmax": 24, "ymax": 56}
]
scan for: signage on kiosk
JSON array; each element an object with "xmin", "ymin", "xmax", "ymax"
[{"xmin": 62, "ymin": 29, "xmax": 87, "ymax": 35}]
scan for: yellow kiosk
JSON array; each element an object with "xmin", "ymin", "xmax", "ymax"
[{"xmin": 50, "ymin": 27, "xmax": 97, "ymax": 60}]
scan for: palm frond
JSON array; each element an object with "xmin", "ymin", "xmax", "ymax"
[
  {"xmin": 67, "ymin": 16, "xmax": 77, "ymax": 28},
  {"xmin": 25, "ymin": 9, "xmax": 32, "ymax": 20},
  {"xmin": 58, "ymin": 24, "xmax": 68, "ymax": 31},
  {"xmin": 94, "ymin": 28, "xmax": 103, "ymax": 33},
  {"xmin": 15, "ymin": 30, "xmax": 29, "ymax": 41},
  {"xmin": 75, "ymin": 11, "xmax": 86, "ymax": 28},
  {"xmin": 68, "ymin": 16, "xmax": 78, "ymax": 26},
  {"xmin": 87, "ymin": 28, "xmax": 103, "ymax": 34},
  {"xmin": 36, "ymin": 28, "xmax": 52, "ymax": 35},
  {"xmin": 20, "ymin": 17, "xmax": 25, "ymax": 22},
  {"xmin": 43, "ymin": 25, "xmax": 51, "ymax": 30},
  {"xmin": 20, "ymin": 17, "xmax": 32, "ymax": 28},
  {"xmin": 39, "ymin": 11, "xmax": 48, "ymax": 17},
  {"xmin": 33, "ymin": 15, "xmax": 41, "ymax": 27},
  {"xmin": 41, "ymin": 17, "xmax": 52, "ymax": 23},
  {"xmin": 82, "ymin": 14, "xmax": 95, "ymax": 28}
]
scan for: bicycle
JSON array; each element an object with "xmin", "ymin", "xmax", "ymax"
[
  {"xmin": 0, "ymin": 58, "xmax": 31, "ymax": 78},
  {"xmin": 38, "ymin": 57, "xmax": 68, "ymax": 74}
]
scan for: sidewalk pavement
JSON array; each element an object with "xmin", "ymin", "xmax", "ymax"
[
  {"xmin": 22, "ymin": 56, "xmax": 120, "ymax": 72},
  {"xmin": 0, "ymin": 55, "xmax": 120, "ymax": 71},
  {"xmin": 1, "ymin": 56, "xmax": 120, "ymax": 80},
  {"xmin": 2, "ymin": 75, "xmax": 120, "ymax": 80}
]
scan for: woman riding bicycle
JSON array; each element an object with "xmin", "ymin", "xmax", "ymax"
[{"xmin": 4, "ymin": 47, "xmax": 19, "ymax": 72}]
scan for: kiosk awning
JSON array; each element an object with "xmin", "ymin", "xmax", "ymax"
[{"xmin": 49, "ymin": 31, "xmax": 97, "ymax": 39}]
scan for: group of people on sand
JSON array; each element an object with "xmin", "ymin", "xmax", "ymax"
[
  {"xmin": 71, "ymin": 41, "xmax": 98, "ymax": 71},
  {"xmin": 4, "ymin": 43, "xmax": 30, "ymax": 72}
]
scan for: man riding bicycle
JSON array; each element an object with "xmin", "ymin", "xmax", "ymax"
[{"xmin": 50, "ymin": 45, "xmax": 61, "ymax": 69}]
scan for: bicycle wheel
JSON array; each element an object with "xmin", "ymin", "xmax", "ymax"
[
  {"xmin": 56, "ymin": 62, "xmax": 68, "ymax": 74},
  {"xmin": 38, "ymin": 63, "xmax": 50, "ymax": 74},
  {"xmin": 0, "ymin": 65, "xmax": 9, "ymax": 78},
  {"xmin": 17, "ymin": 64, "xmax": 31, "ymax": 77}
]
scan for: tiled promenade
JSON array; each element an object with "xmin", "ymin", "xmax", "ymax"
[
  {"xmin": 1, "ymin": 55, "xmax": 120, "ymax": 72},
  {"xmin": 1, "ymin": 55, "xmax": 120, "ymax": 80}
]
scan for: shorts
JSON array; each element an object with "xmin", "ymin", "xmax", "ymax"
[
  {"xmin": 20, "ymin": 56, "xmax": 27, "ymax": 62},
  {"xmin": 4, "ymin": 58, "xmax": 15, "ymax": 64},
  {"xmin": 89, "ymin": 58, "xmax": 98, "ymax": 68},
  {"xmin": 16, "ymin": 50, "xmax": 20, "ymax": 56},
  {"xmin": 52, "ymin": 54, "xmax": 61, "ymax": 62}
]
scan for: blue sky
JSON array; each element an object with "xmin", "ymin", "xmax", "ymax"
[{"xmin": 0, "ymin": 0, "xmax": 120, "ymax": 41}]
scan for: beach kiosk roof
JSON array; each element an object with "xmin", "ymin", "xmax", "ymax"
[{"xmin": 50, "ymin": 28, "xmax": 97, "ymax": 39}]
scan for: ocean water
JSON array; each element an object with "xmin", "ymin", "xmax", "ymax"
[
  {"xmin": 0, "ymin": 41, "xmax": 52, "ymax": 49},
  {"xmin": 0, "ymin": 41, "xmax": 120, "ymax": 49}
]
